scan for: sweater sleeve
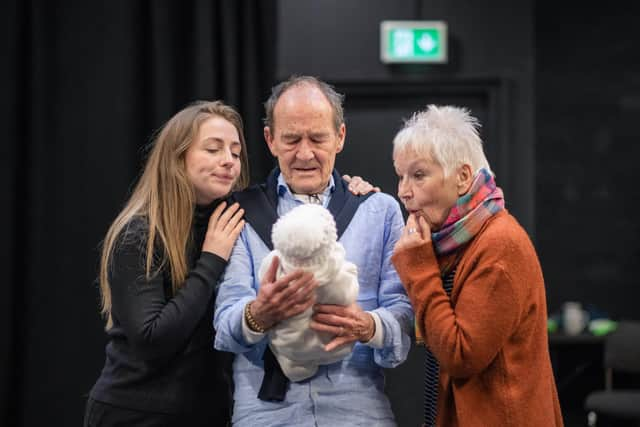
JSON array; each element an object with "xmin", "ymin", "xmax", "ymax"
[
  {"xmin": 391, "ymin": 240, "xmax": 521, "ymax": 378},
  {"xmin": 109, "ymin": 232, "xmax": 227, "ymax": 362},
  {"xmin": 369, "ymin": 197, "xmax": 413, "ymax": 368}
]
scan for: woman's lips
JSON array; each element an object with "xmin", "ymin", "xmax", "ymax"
[{"xmin": 213, "ymin": 174, "xmax": 234, "ymax": 182}]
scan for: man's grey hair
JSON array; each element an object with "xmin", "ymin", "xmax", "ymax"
[
  {"xmin": 263, "ymin": 75, "xmax": 345, "ymax": 133},
  {"xmin": 392, "ymin": 105, "xmax": 492, "ymax": 177}
]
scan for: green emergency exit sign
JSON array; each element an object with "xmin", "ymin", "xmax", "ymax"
[{"xmin": 381, "ymin": 21, "xmax": 447, "ymax": 63}]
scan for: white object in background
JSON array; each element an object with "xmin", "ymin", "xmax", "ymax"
[{"xmin": 563, "ymin": 301, "xmax": 588, "ymax": 336}]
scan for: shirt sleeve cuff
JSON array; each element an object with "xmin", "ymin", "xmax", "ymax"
[
  {"xmin": 242, "ymin": 306, "xmax": 266, "ymax": 344},
  {"xmin": 363, "ymin": 311, "xmax": 384, "ymax": 349}
]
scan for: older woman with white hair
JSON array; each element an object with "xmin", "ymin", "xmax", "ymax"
[{"xmin": 391, "ymin": 105, "xmax": 563, "ymax": 427}]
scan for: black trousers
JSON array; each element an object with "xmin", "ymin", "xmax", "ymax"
[{"xmin": 83, "ymin": 398, "xmax": 229, "ymax": 427}]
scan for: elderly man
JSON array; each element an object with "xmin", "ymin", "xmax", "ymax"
[{"xmin": 214, "ymin": 75, "xmax": 413, "ymax": 426}]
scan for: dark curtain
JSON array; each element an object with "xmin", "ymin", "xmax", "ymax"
[{"xmin": 1, "ymin": 1, "xmax": 277, "ymax": 425}]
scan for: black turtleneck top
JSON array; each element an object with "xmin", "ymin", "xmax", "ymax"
[{"xmin": 89, "ymin": 201, "xmax": 233, "ymax": 421}]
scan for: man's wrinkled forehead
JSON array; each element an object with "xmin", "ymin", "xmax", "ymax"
[{"xmin": 271, "ymin": 84, "xmax": 336, "ymax": 129}]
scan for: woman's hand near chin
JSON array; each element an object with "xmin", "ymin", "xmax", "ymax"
[
  {"xmin": 394, "ymin": 214, "xmax": 431, "ymax": 254},
  {"xmin": 202, "ymin": 201, "xmax": 245, "ymax": 260}
]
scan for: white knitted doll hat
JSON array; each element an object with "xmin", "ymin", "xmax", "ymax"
[{"xmin": 271, "ymin": 204, "xmax": 338, "ymax": 274}]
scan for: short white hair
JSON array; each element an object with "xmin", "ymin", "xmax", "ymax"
[{"xmin": 392, "ymin": 105, "xmax": 492, "ymax": 177}]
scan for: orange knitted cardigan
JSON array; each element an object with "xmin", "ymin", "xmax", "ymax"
[{"xmin": 392, "ymin": 210, "xmax": 563, "ymax": 427}]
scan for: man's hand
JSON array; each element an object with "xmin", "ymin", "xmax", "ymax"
[
  {"xmin": 343, "ymin": 174, "xmax": 381, "ymax": 195},
  {"xmin": 310, "ymin": 302, "xmax": 375, "ymax": 351},
  {"xmin": 249, "ymin": 256, "xmax": 318, "ymax": 331}
]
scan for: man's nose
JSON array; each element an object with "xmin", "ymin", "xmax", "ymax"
[{"xmin": 295, "ymin": 139, "xmax": 314, "ymax": 161}]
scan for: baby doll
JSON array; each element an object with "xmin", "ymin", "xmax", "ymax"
[{"xmin": 258, "ymin": 203, "xmax": 359, "ymax": 382}]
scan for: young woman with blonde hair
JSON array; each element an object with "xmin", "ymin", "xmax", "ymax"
[{"xmin": 85, "ymin": 100, "xmax": 249, "ymax": 426}]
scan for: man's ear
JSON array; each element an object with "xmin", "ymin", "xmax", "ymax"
[
  {"xmin": 457, "ymin": 163, "xmax": 474, "ymax": 195},
  {"xmin": 264, "ymin": 126, "xmax": 278, "ymax": 157},
  {"xmin": 336, "ymin": 123, "xmax": 346, "ymax": 153}
]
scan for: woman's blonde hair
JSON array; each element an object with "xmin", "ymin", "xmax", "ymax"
[{"xmin": 99, "ymin": 100, "xmax": 250, "ymax": 329}]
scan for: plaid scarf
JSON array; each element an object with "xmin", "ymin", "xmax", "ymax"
[{"xmin": 432, "ymin": 168, "xmax": 505, "ymax": 256}]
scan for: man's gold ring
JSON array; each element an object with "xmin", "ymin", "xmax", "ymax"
[{"xmin": 408, "ymin": 228, "xmax": 417, "ymax": 234}]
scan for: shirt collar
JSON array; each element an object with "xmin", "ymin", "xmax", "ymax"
[{"xmin": 276, "ymin": 173, "xmax": 336, "ymax": 200}]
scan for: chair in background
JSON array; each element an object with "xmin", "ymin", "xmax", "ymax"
[{"xmin": 584, "ymin": 320, "xmax": 640, "ymax": 426}]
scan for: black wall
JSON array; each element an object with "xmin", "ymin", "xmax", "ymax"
[
  {"xmin": 3, "ymin": 1, "xmax": 639, "ymax": 426},
  {"xmin": 535, "ymin": 7, "xmax": 640, "ymax": 422},
  {"xmin": 535, "ymin": 2, "xmax": 640, "ymax": 319}
]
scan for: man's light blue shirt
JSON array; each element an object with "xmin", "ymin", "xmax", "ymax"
[{"xmin": 214, "ymin": 173, "xmax": 413, "ymax": 426}]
